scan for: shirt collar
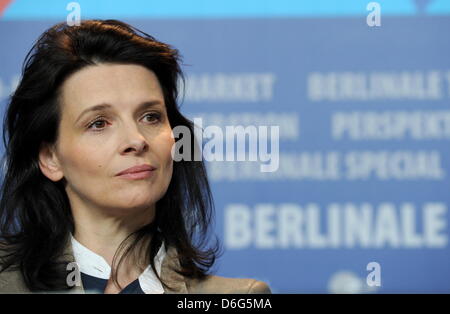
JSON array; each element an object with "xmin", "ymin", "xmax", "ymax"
[{"xmin": 70, "ymin": 234, "xmax": 166, "ymax": 294}]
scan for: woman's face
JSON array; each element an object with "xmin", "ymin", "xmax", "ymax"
[{"xmin": 40, "ymin": 63, "xmax": 174, "ymax": 216}]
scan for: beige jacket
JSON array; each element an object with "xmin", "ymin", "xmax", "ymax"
[{"xmin": 0, "ymin": 238, "xmax": 271, "ymax": 294}]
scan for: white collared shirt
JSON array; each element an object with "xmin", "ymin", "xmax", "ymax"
[{"xmin": 70, "ymin": 234, "xmax": 166, "ymax": 294}]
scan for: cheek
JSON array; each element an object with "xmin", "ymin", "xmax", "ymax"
[
  {"xmin": 165, "ymin": 137, "xmax": 176, "ymax": 167},
  {"xmin": 60, "ymin": 142, "xmax": 108, "ymax": 178},
  {"xmin": 157, "ymin": 129, "xmax": 175, "ymax": 168}
]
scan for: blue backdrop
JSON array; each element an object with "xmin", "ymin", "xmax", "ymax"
[{"xmin": 1, "ymin": 0, "xmax": 449, "ymax": 293}]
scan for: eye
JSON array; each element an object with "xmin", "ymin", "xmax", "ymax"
[
  {"xmin": 87, "ymin": 117, "xmax": 108, "ymax": 131},
  {"xmin": 142, "ymin": 112, "xmax": 162, "ymax": 124}
]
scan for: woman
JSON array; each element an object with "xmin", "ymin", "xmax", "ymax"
[{"xmin": 0, "ymin": 19, "xmax": 271, "ymax": 294}]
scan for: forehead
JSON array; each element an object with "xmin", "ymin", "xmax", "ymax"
[{"xmin": 59, "ymin": 63, "xmax": 165, "ymax": 116}]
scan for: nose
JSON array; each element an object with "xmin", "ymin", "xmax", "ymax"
[{"xmin": 120, "ymin": 125, "xmax": 149, "ymax": 155}]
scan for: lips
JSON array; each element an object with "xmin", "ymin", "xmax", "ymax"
[{"xmin": 115, "ymin": 164, "xmax": 156, "ymax": 176}]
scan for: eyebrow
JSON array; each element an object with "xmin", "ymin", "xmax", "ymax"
[{"xmin": 75, "ymin": 100, "xmax": 163, "ymax": 124}]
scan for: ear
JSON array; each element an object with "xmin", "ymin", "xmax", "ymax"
[{"xmin": 38, "ymin": 142, "xmax": 64, "ymax": 182}]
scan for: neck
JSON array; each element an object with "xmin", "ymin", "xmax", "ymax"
[{"xmin": 71, "ymin": 202, "xmax": 155, "ymax": 269}]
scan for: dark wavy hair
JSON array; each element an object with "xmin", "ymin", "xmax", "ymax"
[{"xmin": 0, "ymin": 19, "xmax": 221, "ymax": 292}]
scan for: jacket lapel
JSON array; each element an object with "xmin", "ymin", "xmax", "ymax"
[
  {"xmin": 58, "ymin": 235, "xmax": 85, "ymax": 293},
  {"xmin": 159, "ymin": 245, "xmax": 189, "ymax": 294}
]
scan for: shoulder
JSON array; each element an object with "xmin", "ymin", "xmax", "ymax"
[
  {"xmin": 0, "ymin": 243, "xmax": 29, "ymax": 293},
  {"xmin": 163, "ymin": 245, "xmax": 271, "ymax": 294},
  {"xmin": 0, "ymin": 268, "xmax": 28, "ymax": 293},
  {"xmin": 185, "ymin": 274, "xmax": 271, "ymax": 294}
]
